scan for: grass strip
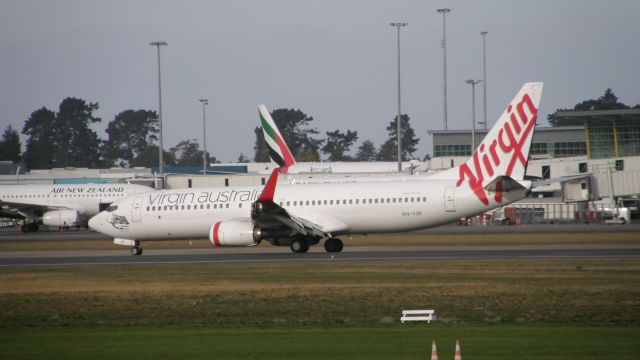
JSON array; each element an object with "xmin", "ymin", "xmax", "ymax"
[
  {"xmin": 1, "ymin": 324, "xmax": 638, "ymax": 360},
  {"xmin": 1, "ymin": 259, "xmax": 639, "ymax": 326}
]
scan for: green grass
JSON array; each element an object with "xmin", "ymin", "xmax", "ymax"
[
  {"xmin": 1, "ymin": 324, "xmax": 638, "ymax": 360},
  {"xmin": 2, "ymin": 258, "xmax": 639, "ymax": 358},
  {"xmin": 2, "ymin": 259, "xmax": 639, "ymax": 326}
]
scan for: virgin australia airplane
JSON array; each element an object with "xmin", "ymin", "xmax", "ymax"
[
  {"xmin": 0, "ymin": 183, "xmax": 154, "ymax": 232},
  {"xmin": 89, "ymin": 82, "xmax": 543, "ymax": 255}
]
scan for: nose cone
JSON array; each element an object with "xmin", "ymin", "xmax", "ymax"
[{"xmin": 88, "ymin": 212, "xmax": 106, "ymax": 234}]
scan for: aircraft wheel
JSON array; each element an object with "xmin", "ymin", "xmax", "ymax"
[
  {"xmin": 324, "ymin": 238, "xmax": 344, "ymax": 253},
  {"xmin": 131, "ymin": 247, "xmax": 143, "ymax": 256},
  {"xmin": 290, "ymin": 238, "xmax": 309, "ymax": 253},
  {"xmin": 22, "ymin": 223, "xmax": 39, "ymax": 233}
]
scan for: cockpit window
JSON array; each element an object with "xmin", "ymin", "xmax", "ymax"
[{"xmin": 106, "ymin": 205, "xmax": 118, "ymax": 212}]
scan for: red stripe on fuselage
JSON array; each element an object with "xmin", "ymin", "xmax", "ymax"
[{"xmin": 212, "ymin": 221, "xmax": 221, "ymax": 247}]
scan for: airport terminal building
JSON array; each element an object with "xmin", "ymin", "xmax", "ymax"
[{"xmin": 428, "ymin": 108, "xmax": 640, "ymax": 222}]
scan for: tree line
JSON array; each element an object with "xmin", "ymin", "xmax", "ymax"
[
  {"xmin": 252, "ymin": 108, "xmax": 420, "ymax": 163},
  {"xmin": 1, "ymin": 97, "xmax": 423, "ymax": 170},
  {"xmin": 0, "ymin": 97, "xmax": 216, "ymax": 170}
]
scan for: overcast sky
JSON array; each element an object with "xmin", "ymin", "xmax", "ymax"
[{"xmin": 1, "ymin": 0, "xmax": 639, "ymax": 162}]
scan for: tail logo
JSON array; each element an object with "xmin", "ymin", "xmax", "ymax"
[{"xmin": 456, "ymin": 93, "xmax": 538, "ymax": 205}]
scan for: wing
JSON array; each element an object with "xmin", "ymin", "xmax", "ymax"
[
  {"xmin": 0, "ymin": 200, "xmax": 84, "ymax": 218},
  {"xmin": 250, "ymin": 169, "xmax": 346, "ymax": 239}
]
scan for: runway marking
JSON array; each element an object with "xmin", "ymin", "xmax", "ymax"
[{"xmin": 1, "ymin": 253, "xmax": 639, "ymax": 267}]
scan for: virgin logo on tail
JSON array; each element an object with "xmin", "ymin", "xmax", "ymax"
[{"xmin": 456, "ymin": 84, "xmax": 542, "ymax": 205}]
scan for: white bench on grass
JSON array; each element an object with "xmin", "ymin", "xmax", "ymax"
[{"xmin": 401, "ymin": 309, "xmax": 436, "ymax": 323}]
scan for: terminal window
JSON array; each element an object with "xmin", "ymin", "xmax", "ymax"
[
  {"xmin": 530, "ymin": 143, "xmax": 548, "ymax": 155},
  {"xmin": 588, "ymin": 126, "xmax": 615, "ymax": 159},
  {"xmin": 617, "ymin": 125, "xmax": 640, "ymax": 157},
  {"xmin": 542, "ymin": 165, "xmax": 551, "ymax": 180},
  {"xmin": 553, "ymin": 142, "xmax": 587, "ymax": 157},
  {"xmin": 434, "ymin": 144, "xmax": 471, "ymax": 157}
]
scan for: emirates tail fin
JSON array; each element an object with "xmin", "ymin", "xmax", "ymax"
[{"xmin": 258, "ymin": 105, "xmax": 296, "ymax": 173}]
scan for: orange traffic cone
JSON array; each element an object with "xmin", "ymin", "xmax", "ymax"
[
  {"xmin": 430, "ymin": 340, "xmax": 438, "ymax": 360},
  {"xmin": 454, "ymin": 340, "xmax": 462, "ymax": 360}
]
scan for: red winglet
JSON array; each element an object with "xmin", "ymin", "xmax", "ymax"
[{"xmin": 257, "ymin": 168, "xmax": 279, "ymax": 203}]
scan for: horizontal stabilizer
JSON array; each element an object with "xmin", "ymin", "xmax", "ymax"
[{"xmin": 483, "ymin": 176, "xmax": 527, "ymax": 192}]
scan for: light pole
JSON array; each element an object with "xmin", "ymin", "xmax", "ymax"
[
  {"xmin": 437, "ymin": 8, "xmax": 451, "ymax": 131},
  {"xmin": 390, "ymin": 22, "xmax": 407, "ymax": 172},
  {"xmin": 199, "ymin": 99, "xmax": 209, "ymax": 175},
  {"xmin": 481, "ymin": 31, "xmax": 488, "ymax": 130},
  {"xmin": 149, "ymin": 41, "xmax": 168, "ymax": 175},
  {"xmin": 465, "ymin": 79, "xmax": 482, "ymax": 154}
]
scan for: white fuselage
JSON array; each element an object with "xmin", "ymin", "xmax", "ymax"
[
  {"xmin": 89, "ymin": 177, "xmax": 530, "ymax": 241},
  {"xmin": 0, "ymin": 183, "xmax": 154, "ymax": 221}
]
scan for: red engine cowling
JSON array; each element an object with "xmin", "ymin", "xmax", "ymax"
[
  {"xmin": 209, "ymin": 219, "xmax": 262, "ymax": 247},
  {"xmin": 42, "ymin": 210, "xmax": 81, "ymax": 227}
]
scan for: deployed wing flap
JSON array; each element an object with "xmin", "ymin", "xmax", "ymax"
[{"xmin": 252, "ymin": 168, "xmax": 328, "ymax": 238}]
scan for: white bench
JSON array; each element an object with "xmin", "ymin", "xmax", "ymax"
[{"xmin": 401, "ymin": 309, "xmax": 436, "ymax": 323}]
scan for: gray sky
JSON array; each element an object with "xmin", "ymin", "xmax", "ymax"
[{"xmin": 1, "ymin": 0, "xmax": 639, "ymax": 162}]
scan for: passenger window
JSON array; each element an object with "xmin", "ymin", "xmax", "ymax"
[
  {"xmin": 239, "ymin": 203, "xmax": 243, "ymax": 208},
  {"xmin": 423, "ymin": 197, "xmax": 427, "ymax": 202},
  {"xmin": 152, "ymin": 206, "xmax": 156, "ymax": 211},
  {"xmin": 226, "ymin": 204, "xmax": 229, "ymax": 208},
  {"xmin": 356, "ymin": 199, "xmax": 359, "ymax": 204},
  {"xmin": 312, "ymin": 200, "xmax": 316, "ymax": 205},
  {"xmin": 324, "ymin": 200, "xmax": 327, "ymax": 205},
  {"xmin": 330, "ymin": 200, "xmax": 333, "ymax": 205},
  {"xmin": 374, "ymin": 199, "xmax": 378, "ymax": 204},
  {"xmin": 287, "ymin": 201, "xmax": 290, "ymax": 206}
]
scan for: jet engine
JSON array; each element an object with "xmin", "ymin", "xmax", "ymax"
[
  {"xmin": 42, "ymin": 210, "xmax": 81, "ymax": 227},
  {"xmin": 209, "ymin": 219, "xmax": 262, "ymax": 247}
]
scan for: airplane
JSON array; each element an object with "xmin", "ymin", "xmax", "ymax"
[
  {"xmin": 89, "ymin": 82, "xmax": 543, "ymax": 255},
  {"xmin": 259, "ymin": 104, "xmax": 422, "ymax": 174},
  {"xmin": 0, "ymin": 182, "xmax": 154, "ymax": 232}
]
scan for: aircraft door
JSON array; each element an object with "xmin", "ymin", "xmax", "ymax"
[
  {"xmin": 131, "ymin": 197, "xmax": 143, "ymax": 222},
  {"xmin": 444, "ymin": 186, "xmax": 456, "ymax": 212}
]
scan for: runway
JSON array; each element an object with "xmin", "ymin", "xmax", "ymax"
[
  {"xmin": 1, "ymin": 223, "xmax": 638, "ymax": 243},
  {"xmin": 1, "ymin": 246, "xmax": 639, "ymax": 267}
]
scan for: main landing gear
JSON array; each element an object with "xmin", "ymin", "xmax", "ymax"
[
  {"xmin": 288, "ymin": 237, "xmax": 344, "ymax": 253},
  {"xmin": 289, "ymin": 238, "xmax": 310, "ymax": 253},
  {"xmin": 21, "ymin": 223, "xmax": 40, "ymax": 233},
  {"xmin": 324, "ymin": 238, "xmax": 343, "ymax": 253},
  {"xmin": 131, "ymin": 246, "xmax": 143, "ymax": 256}
]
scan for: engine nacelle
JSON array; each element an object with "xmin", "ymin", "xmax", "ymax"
[
  {"xmin": 42, "ymin": 210, "xmax": 81, "ymax": 227},
  {"xmin": 209, "ymin": 219, "xmax": 262, "ymax": 247}
]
